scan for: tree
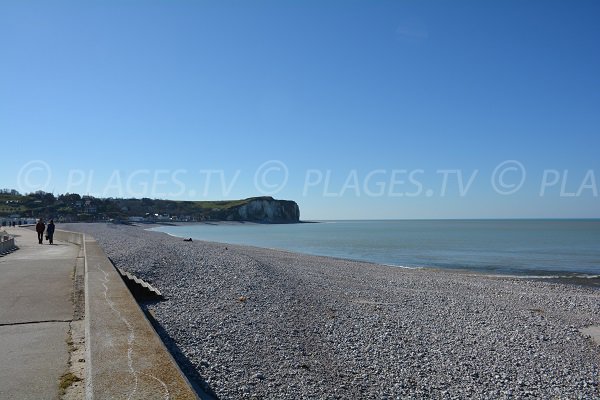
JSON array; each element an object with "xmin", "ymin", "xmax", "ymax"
[{"xmin": 58, "ymin": 193, "xmax": 82, "ymax": 203}]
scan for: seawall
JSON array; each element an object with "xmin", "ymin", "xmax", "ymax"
[{"xmin": 55, "ymin": 229, "xmax": 199, "ymax": 399}]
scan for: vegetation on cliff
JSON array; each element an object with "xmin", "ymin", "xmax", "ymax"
[{"xmin": 0, "ymin": 189, "xmax": 299, "ymax": 223}]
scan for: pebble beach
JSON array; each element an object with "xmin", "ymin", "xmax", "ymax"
[{"xmin": 64, "ymin": 223, "xmax": 600, "ymax": 399}]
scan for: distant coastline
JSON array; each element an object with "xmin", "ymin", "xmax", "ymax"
[{"xmin": 0, "ymin": 191, "xmax": 300, "ymax": 224}]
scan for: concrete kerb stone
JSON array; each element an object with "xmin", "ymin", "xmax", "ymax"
[
  {"xmin": 53, "ymin": 230, "xmax": 84, "ymax": 246},
  {"xmin": 55, "ymin": 230, "xmax": 198, "ymax": 400}
]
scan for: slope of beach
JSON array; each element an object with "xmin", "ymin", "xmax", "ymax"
[{"xmin": 64, "ymin": 223, "xmax": 600, "ymax": 399}]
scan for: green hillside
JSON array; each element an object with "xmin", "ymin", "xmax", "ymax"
[{"xmin": 0, "ymin": 190, "xmax": 289, "ymax": 223}]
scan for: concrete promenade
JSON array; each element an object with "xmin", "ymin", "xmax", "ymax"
[
  {"xmin": 0, "ymin": 227, "xmax": 199, "ymax": 399},
  {"xmin": 0, "ymin": 227, "xmax": 80, "ymax": 399}
]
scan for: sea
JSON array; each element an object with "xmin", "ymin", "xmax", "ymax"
[{"xmin": 149, "ymin": 220, "xmax": 600, "ymax": 279}]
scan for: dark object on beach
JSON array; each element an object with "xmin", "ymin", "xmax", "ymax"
[
  {"xmin": 184, "ymin": 238, "xmax": 193, "ymax": 242},
  {"xmin": 35, "ymin": 219, "xmax": 45, "ymax": 244},
  {"xmin": 46, "ymin": 220, "xmax": 55, "ymax": 244}
]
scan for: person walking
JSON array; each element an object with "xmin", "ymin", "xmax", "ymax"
[
  {"xmin": 46, "ymin": 219, "xmax": 55, "ymax": 245},
  {"xmin": 35, "ymin": 218, "xmax": 45, "ymax": 244}
]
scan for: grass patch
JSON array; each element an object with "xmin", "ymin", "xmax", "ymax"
[{"xmin": 59, "ymin": 372, "xmax": 81, "ymax": 394}]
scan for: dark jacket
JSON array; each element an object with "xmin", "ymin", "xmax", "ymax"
[
  {"xmin": 36, "ymin": 221, "xmax": 45, "ymax": 233},
  {"xmin": 47, "ymin": 223, "xmax": 55, "ymax": 235}
]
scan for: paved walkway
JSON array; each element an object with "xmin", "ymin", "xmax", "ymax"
[{"xmin": 0, "ymin": 227, "xmax": 79, "ymax": 400}]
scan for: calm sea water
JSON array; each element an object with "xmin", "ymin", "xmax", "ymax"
[{"xmin": 150, "ymin": 220, "xmax": 600, "ymax": 277}]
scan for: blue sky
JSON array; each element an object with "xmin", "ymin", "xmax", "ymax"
[{"xmin": 1, "ymin": 1, "xmax": 599, "ymax": 219}]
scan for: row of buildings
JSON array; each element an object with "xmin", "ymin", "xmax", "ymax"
[{"xmin": 0, "ymin": 216, "xmax": 37, "ymax": 226}]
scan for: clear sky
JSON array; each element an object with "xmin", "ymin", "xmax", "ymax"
[{"xmin": 1, "ymin": 1, "xmax": 599, "ymax": 219}]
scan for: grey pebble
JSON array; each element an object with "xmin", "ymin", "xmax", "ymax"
[{"xmin": 64, "ymin": 223, "xmax": 600, "ymax": 400}]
